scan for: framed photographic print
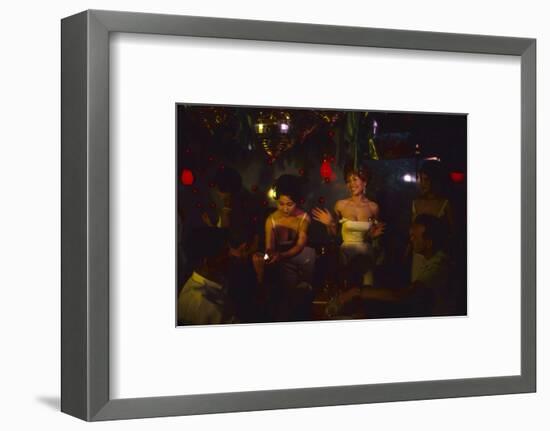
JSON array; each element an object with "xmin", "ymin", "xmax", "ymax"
[{"xmin": 61, "ymin": 9, "xmax": 536, "ymax": 421}]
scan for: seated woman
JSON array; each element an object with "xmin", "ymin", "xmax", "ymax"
[
  {"xmin": 410, "ymin": 161, "xmax": 453, "ymax": 282},
  {"xmin": 264, "ymin": 175, "xmax": 316, "ymax": 321},
  {"xmin": 312, "ymin": 167, "xmax": 385, "ymax": 287}
]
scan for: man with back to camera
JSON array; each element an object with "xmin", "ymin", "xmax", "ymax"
[
  {"xmin": 335, "ymin": 213, "xmax": 451, "ymax": 317},
  {"xmin": 178, "ymin": 225, "xmax": 265, "ymax": 325}
]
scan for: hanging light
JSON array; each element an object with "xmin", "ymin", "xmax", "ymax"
[
  {"xmin": 450, "ymin": 172, "xmax": 465, "ymax": 183},
  {"xmin": 320, "ymin": 160, "xmax": 333, "ymax": 181},
  {"xmin": 180, "ymin": 169, "xmax": 194, "ymax": 186},
  {"xmin": 254, "ymin": 111, "xmax": 294, "ymax": 159},
  {"xmin": 255, "ymin": 123, "xmax": 265, "ymax": 134},
  {"xmin": 267, "ymin": 187, "xmax": 277, "ymax": 200}
]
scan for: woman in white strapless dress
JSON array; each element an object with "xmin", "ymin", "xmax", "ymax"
[
  {"xmin": 339, "ymin": 218, "xmax": 375, "ymax": 285},
  {"xmin": 312, "ymin": 168, "xmax": 385, "ymax": 287}
]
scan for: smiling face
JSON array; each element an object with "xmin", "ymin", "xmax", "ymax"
[
  {"xmin": 346, "ymin": 173, "xmax": 367, "ymax": 197},
  {"xmin": 277, "ymin": 194, "xmax": 297, "ymax": 216}
]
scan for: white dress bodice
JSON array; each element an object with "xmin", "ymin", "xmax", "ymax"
[
  {"xmin": 340, "ymin": 218, "xmax": 372, "ymax": 245},
  {"xmin": 339, "ymin": 218, "xmax": 374, "ymax": 286}
]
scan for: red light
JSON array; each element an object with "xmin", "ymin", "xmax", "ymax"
[
  {"xmin": 180, "ymin": 169, "xmax": 194, "ymax": 185},
  {"xmin": 320, "ymin": 160, "xmax": 332, "ymax": 180},
  {"xmin": 450, "ymin": 172, "xmax": 465, "ymax": 183}
]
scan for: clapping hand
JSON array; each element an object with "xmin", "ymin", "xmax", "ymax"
[
  {"xmin": 369, "ymin": 221, "xmax": 386, "ymax": 238},
  {"xmin": 312, "ymin": 207, "xmax": 334, "ymax": 226},
  {"xmin": 252, "ymin": 252, "xmax": 266, "ymax": 283}
]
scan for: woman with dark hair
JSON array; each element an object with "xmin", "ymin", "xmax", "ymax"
[
  {"xmin": 410, "ymin": 161, "xmax": 453, "ymax": 282},
  {"xmin": 412, "ymin": 161, "xmax": 453, "ymax": 225},
  {"xmin": 263, "ymin": 175, "xmax": 316, "ymax": 320},
  {"xmin": 312, "ymin": 167, "xmax": 385, "ymax": 287}
]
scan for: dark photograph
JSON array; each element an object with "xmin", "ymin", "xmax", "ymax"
[{"xmin": 176, "ymin": 104, "xmax": 467, "ymax": 325}]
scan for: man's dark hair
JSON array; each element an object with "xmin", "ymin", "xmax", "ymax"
[
  {"xmin": 213, "ymin": 167, "xmax": 242, "ymax": 194},
  {"xmin": 184, "ymin": 227, "xmax": 229, "ymax": 263},
  {"xmin": 413, "ymin": 213, "xmax": 447, "ymax": 252}
]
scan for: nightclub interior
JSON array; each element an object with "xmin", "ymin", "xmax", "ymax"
[{"xmin": 176, "ymin": 104, "xmax": 467, "ymax": 325}]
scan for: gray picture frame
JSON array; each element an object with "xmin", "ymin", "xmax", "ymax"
[{"xmin": 61, "ymin": 9, "xmax": 536, "ymax": 421}]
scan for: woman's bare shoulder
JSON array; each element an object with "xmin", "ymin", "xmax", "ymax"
[
  {"xmin": 335, "ymin": 198, "xmax": 351, "ymax": 209},
  {"xmin": 265, "ymin": 211, "xmax": 276, "ymax": 223},
  {"xmin": 367, "ymin": 200, "xmax": 380, "ymax": 214}
]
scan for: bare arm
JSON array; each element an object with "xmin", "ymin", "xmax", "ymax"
[
  {"xmin": 367, "ymin": 201, "xmax": 386, "ymax": 238},
  {"xmin": 280, "ymin": 215, "xmax": 310, "ymax": 259},
  {"xmin": 369, "ymin": 201, "xmax": 380, "ymax": 219},
  {"xmin": 311, "ymin": 204, "xmax": 339, "ymax": 236},
  {"xmin": 339, "ymin": 280, "xmax": 428, "ymax": 306},
  {"xmin": 265, "ymin": 216, "xmax": 274, "ymax": 253},
  {"xmin": 329, "ymin": 202, "xmax": 341, "ymax": 236}
]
